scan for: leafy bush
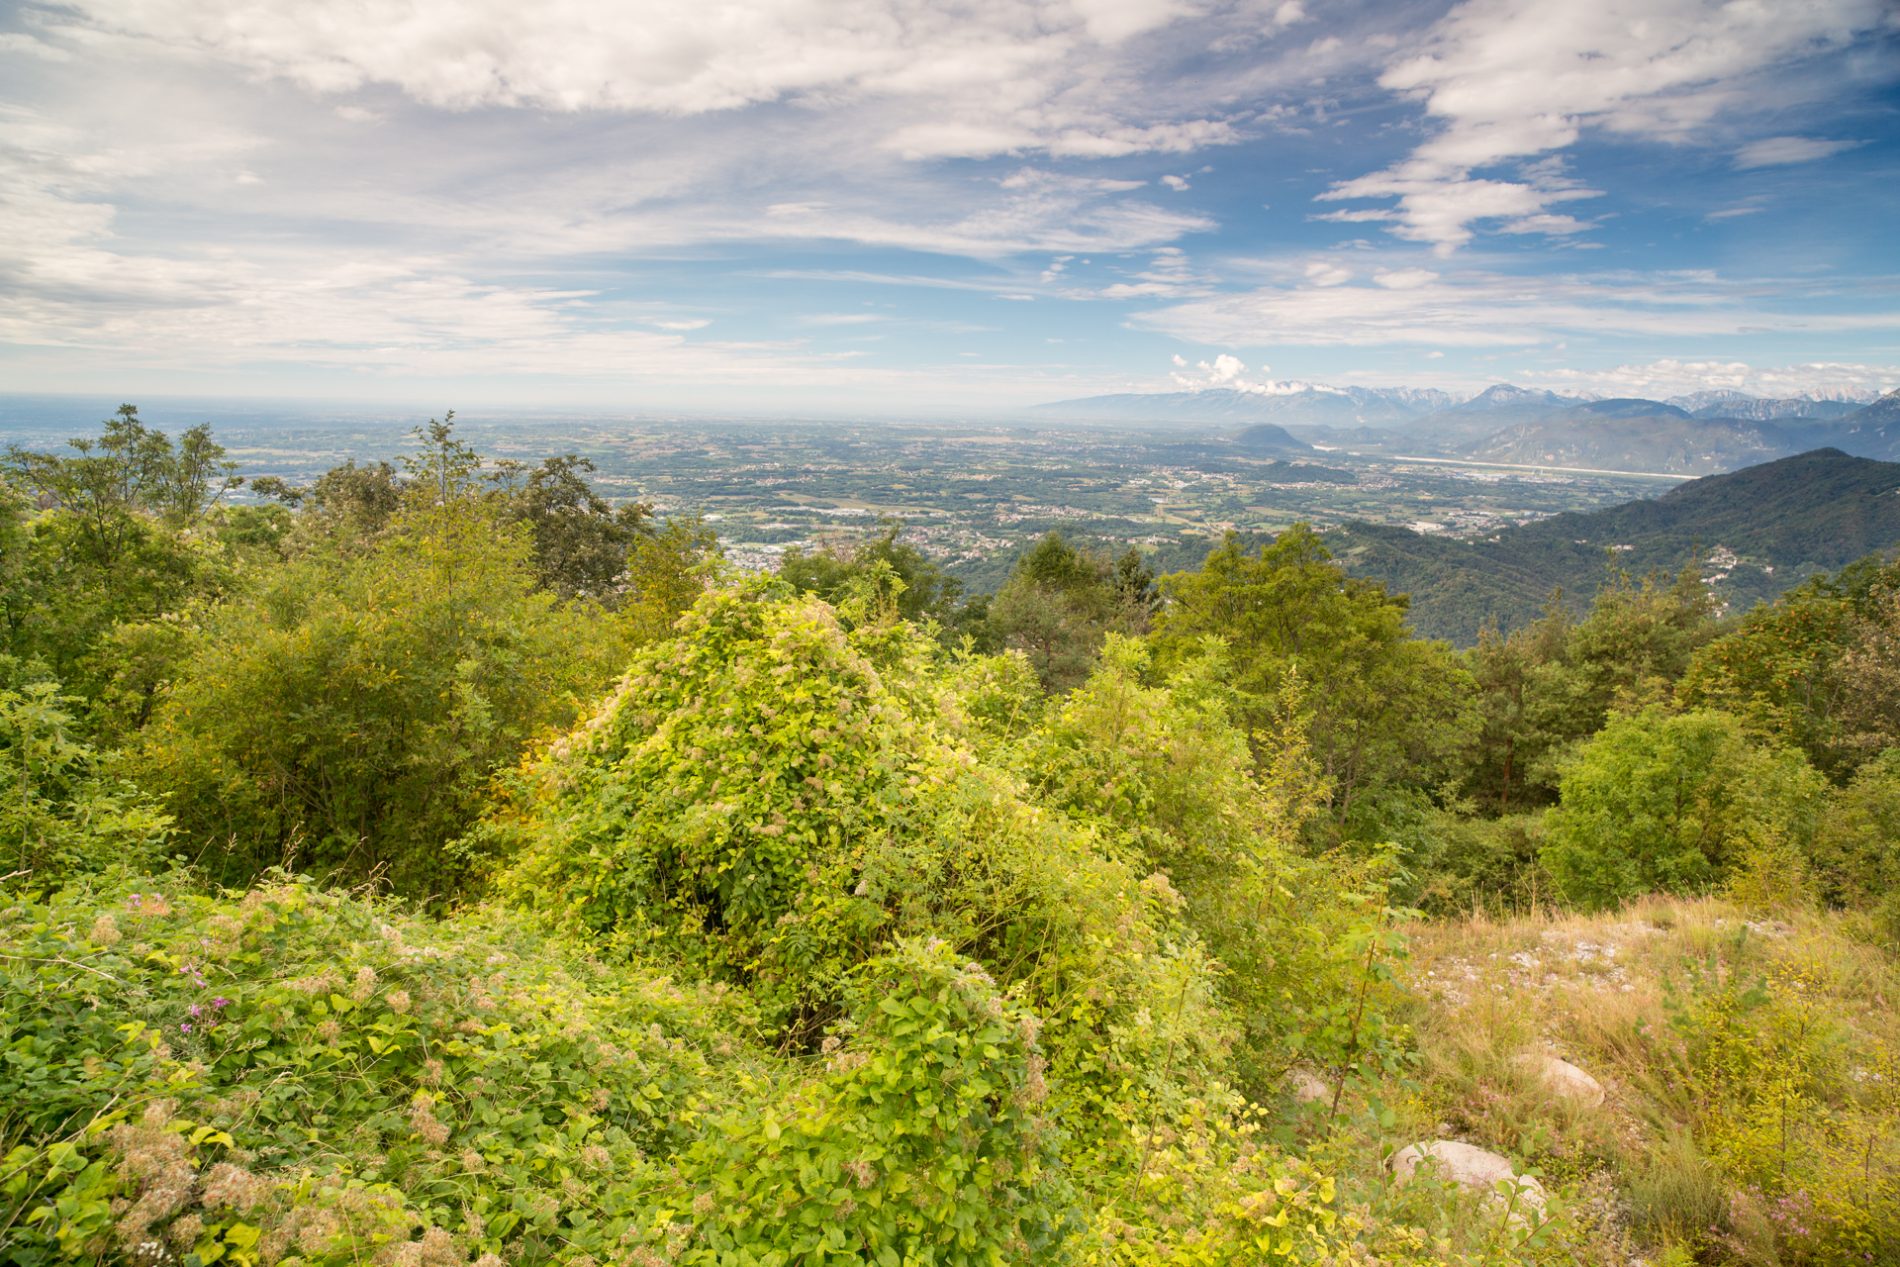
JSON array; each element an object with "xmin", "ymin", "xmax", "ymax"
[
  {"xmin": 673, "ymin": 939, "xmax": 1072, "ymax": 1265},
  {"xmin": 1682, "ymin": 557, "xmax": 1900, "ymax": 780},
  {"xmin": 1, "ymin": 410, "xmax": 247, "ymax": 707},
  {"xmin": 0, "ymin": 681, "xmax": 171, "ymax": 887},
  {"xmin": 1151, "ymin": 525, "xmax": 1476, "ymax": 822},
  {"xmin": 134, "ymin": 499, "xmax": 624, "ymax": 893},
  {"xmin": 1541, "ymin": 708, "xmax": 1826, "ymax": 909},
  {"xmin": 1662, "ymin": 955, "xmax": 1900, "ymax": 1261},
  {"xmin": 1812, "ymin": 748, "xmax": 1900, "ymax": 916},
  {"xmin": 1014, "ymin": 637, "xmax": 1406, "ymax": 1095},
  {"xmin": 491, "ymin": 583, "xmax": 1243, "ymax": 1169},
  {"xmin": 984, "ymin": 532, "xmax": 1154, "ymax": 692}
]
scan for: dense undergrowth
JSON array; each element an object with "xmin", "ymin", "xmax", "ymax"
[{"xmin": 4, "ymin": 412, "xmax": 1898, "ymax": 1265}]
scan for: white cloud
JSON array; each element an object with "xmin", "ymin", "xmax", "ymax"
[
  {"xmin": 1134, "ymin": 256, "xmax": 1900, "ymax": 348},
  {"xmin": 1522, "ymin": 358, "xmax": 1897, "ymax": 400},
  {"xmin": 649, "ymin": 317, "xmax": 712, "ymax": 331},
  {"xmin": 1734, "ymin": 135, "xmax": 1864, "ymax": 169},
  {"xmin": 1303, "ymin": 260, "xmax": 1352, "ymax": 286},
  {"xmin": 1161, "ymin": 174, "xmax": 1190, "ymax": 191},
  {"xmin": 1168, "ymin": 352, "xmax": 1348, "ymax": 397},
  {"xmin": 1323, "ymin": 0, "xmax": 1889, "ymax": 250},
  {"xmin": 49, "ymin": 0, "xmax": 1251, "ymax": 164},
  {"xmin": 1373, "ymin": 268, "xmax": 1437, "ymax": 289},
  {"xmin": 1093, "ymin": 246, "xmax": 1215, "ymax": 299},
  {"xmin": 0, "ymin": 32, "xmax": 72, "ymax": 61},
  {"xmin": 1313, "ymin": 208, "xmax": 1395, "ymax": 224}
]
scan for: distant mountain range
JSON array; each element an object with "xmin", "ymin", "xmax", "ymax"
[
  {"xmin": 1673, "ymin": 390, "xmax": 1864, "ymax": 421},
  {"xmin": 1325, "ymin": 448, "xmax": 1900, "ymax": 642},
  {"xmin": 1033, "ymin": 384, "xmax": 1459, "ymax": 427},
  {"xmin": 1033, "ymin": 383, "xmax": 1900, "ymax": 477}
]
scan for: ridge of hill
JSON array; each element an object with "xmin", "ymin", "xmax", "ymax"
[
  {"xmin": 1326, "ymin": 448, "xmax": 1900, "ymax": 642},
  {"xmin": 1232, "ymin": 421, "xmax": 1312, "ymax": 455}
]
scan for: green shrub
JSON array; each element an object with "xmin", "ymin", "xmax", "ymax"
[
  {"xmin": 134, "ymin": 499, "xmax": 623, "ymax": 894},
  {"xmin": 1016, "ymin": 637, "xmax": 1405, "ymax": 1095},
  {"xmin": 672, "ymin": 939, "xmax": 1073, "ymax": 1265},
  {"xmin": 1661, "ymin": 955, "xmax": 1900, "ymax": 1263},
  {"xmin": 1542, "ymin": 708, "xmax": 1826, "ymax": 909},
  {"xmin": 1812, "ymin": 748, "xmax": 1900, "ymax": 910},
  {"xmin": 491, "ymin": 584, "xmax": 1242, "ymax": 1168},
  {"xmin": 1, "ymin": 681, "xmax": 171, "ymax": 887}
]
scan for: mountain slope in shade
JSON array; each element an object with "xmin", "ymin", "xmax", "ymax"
[
  {"xmin": 1325, "ymin": 449, "xmax": 1900, "ymax": 643},
  {"xmin": 1785, "ymin": 390, "xmax": 1900, "ymax": 462},
  {"xmin": 1844, "ymin": 388, "xmax": 1900, "ymax": 426}
]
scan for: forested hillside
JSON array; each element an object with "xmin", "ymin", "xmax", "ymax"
[
  {"xmin": 1329, "ymin": 448, "xmax": 1900, "ymax": 642},
  {"xmin": 4, "ymin": 410, "xmax": 1898, "ymax": 1267}
]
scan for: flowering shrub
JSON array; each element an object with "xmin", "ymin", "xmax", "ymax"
[{"xmin": 0, "ymin": 875, "xmax": 743, "ymax": 1264}]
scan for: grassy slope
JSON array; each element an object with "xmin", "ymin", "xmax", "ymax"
[{"xmin": 1388, "ymin": 897, "xmax": 1899, "ymax": 1263}]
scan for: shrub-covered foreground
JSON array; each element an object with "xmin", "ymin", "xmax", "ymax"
[
  {"xmin": 0, "ymin": 872, "xmax": 1582, "ymax": 1267},
  {"xmin": 4, "ymin": 586, "xmax": 1603, "ymax": 1267}
]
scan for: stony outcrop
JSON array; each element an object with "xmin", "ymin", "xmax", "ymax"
[
  {"xmin": 1389, "ymin": 1140, "xmax": 1546, "ymax": 1212},
  {"xmin": 1515, "ymin": 1051, "xmax": 1606, "ymax": 1108}
]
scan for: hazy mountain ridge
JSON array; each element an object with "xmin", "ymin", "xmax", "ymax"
[
  {"xmin": 1036, "ymin": 382, "xmax": 1900, "ymax": 474},
  {"xmin": 1670, "ymin": 390, "xmax": 1867, "ymax": 420},
  {"xmin": 1032, "ymin": 384, "xmax": 1457, "ymax": 426},
  {"xmin": 1459, "ymin": 408, "xmax": 1790, "ymax": 476}
]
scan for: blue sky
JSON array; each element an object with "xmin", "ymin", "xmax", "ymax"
[{"xmin": 1, "ymin": 0, "xmax": 1896, "ymax": 414}]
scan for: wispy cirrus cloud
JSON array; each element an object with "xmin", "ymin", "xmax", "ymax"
[
  {"xmin": 1733, "ymin": 135, "xmax": 1867, "ymax": 169},
  {"xmin": 33, "ymin": 0, "xmax": 1266, "ymax": 163},
  {"xmin": 1133, "ymin": 255, "xmax": 1900, "ymax": 349},
  {"xmin": 1319, "ymin": 0, "xmax": 1893, "ymax": 252}
]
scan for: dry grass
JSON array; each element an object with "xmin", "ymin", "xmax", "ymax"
[{"xmin": 1392, "ymin": 895, "xmax": 1900, "ymax": 1264}]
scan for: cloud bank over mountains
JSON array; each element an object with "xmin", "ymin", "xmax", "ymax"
[{"xmin": 0, "ymin": 0, "xmax": 1894, "ymax": 408}]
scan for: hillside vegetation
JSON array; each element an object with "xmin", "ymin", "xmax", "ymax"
[
  {"xmin": 1329, "ymin": 449, "xmax": 1900, "ymax": 642},
  {"xmin": 3, "ymin": 409, "xmax": 1899, "ymax": 1266}
]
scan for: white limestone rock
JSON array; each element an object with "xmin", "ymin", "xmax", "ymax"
[
  {"xmin": 1514, "ymin": 1050, "xmax": 1606, "ymax": 1108},
  {"xmin": 1389, "ymin": 1140, "xmax": 1546, "ymax": 1212}
]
